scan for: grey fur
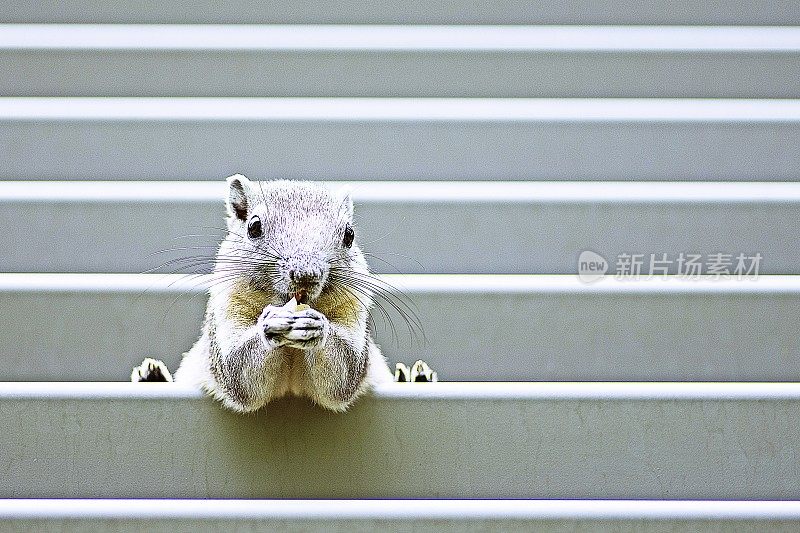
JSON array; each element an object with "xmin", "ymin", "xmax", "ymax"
[{"xmin": 168, "ymin": 175, "xmax": 392, "ymax": 412}]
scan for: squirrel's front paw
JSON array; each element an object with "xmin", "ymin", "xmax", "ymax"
[
  {"xmin": 282, "ymin": 307, "xmax": 330, "ymax": 350},
  {"xmin": 258, "ymin": 305, "xmax": 295, "ymax": 348},
  {"xmin": 131, "ymin": 357, "xmax": 173, "ymax": 382},
  {"xmin": 258, "ymin": 305, "xmax": 329, "ymax": 350}
]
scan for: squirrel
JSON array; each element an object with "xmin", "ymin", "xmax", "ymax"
[{"xmin": 132, "ymin": 175, "xmax": 436, "ymax": 412}]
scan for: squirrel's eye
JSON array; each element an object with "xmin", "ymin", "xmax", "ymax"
[
  {"xmin": 343, "ymin": 225, "xmax": 354, "ymax": 248},
  {"xmin": 247, "ymin": 216, "xmax": 263, "ymax": 239}
]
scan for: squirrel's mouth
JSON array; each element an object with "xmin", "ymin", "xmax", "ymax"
[{"xmin": 294, "ymin": 289, "xmax": 309, "ymax": 304}]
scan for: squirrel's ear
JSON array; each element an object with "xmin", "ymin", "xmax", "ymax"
[
  {"xmin": 226, "ymin": 174, "xmax": 251, "ymax": 221},
  {"xmin": 338, "ymin": 187, "xmax": 354, "ymax": 220}
]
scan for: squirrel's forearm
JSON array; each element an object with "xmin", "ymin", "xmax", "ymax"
[
  {"xmin": 208, "ymin": 323, "xmax": 283, "ymax": 412},
  {"xmin": 306, "ymin": 325, "xmax": 369, "ymax": 411}
]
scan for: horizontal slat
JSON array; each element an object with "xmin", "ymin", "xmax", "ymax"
[
  {"xmin": 1, "ymin": 0, "xmax": 798, "ymax": 25},
  {"xmin": 6, "ymin": 179, "xmax": 800, "ymax": 202},
  {"xmin": 4, "ymin": 499, "xmax": 800, "ymax": 520},
  {"xmin": 5, "ymin": 381, "xmax": 800, "ymax": 400},
  {"xmin": 6, "ymin": 25, "xmax": 800, "ymax": 51},
  {"xmin": 7, "ymin": 519, "xmax": 798, "ymax": 533},
  {"xmin": 3, "ymin": 272, "xmax": 800, "ymax": 293},
  {"xmin": 1, "ymin": 382, "xmax": 798, "ymax": 499},
  {"xmin": 2, "ymin": 25, "xmax": 799, "ymax": 97},
  {"xmin": 0, "ymin": 181, "xmax": 798, "ymax": 275},
  {"xmin": 1, "ymin": 500, "xmax": 800, "ymax": 532},
  {"xmin": 1, "ymin": 98, "xmax": 799, "ymax": 181},
  {"xmin": 1, "ymin": 274, "xmax": 798, "ymax": 382},
  {"xmin": 5, "ymin": 97, "xmax": 800, "ymax": 120}
]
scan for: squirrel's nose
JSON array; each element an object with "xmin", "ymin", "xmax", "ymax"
[{"xmin": 289, "ymin": 267, "xmax": 321, "ymax": 286}]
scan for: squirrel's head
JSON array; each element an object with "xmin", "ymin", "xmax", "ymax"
[{"xmin": 219, "ymin": 174, "xmax": 365, "ymax": 304}]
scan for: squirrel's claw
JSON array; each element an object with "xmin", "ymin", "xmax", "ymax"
[
  {"xmin": 410, "ymin": 360, "xmax": 438, "ymax": 383},
  {"xmin": 394, "ymin": 362, "xmax": 410, "ymax": 382}
]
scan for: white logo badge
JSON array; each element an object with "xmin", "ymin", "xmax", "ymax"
[{"xmin": 578, "ymin": 250, "xmax": 608, "ymax": 283}]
